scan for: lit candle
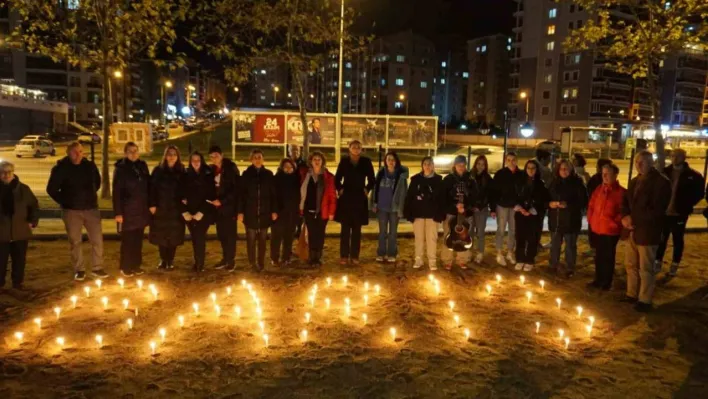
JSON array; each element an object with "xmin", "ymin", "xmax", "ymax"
[
  {"xmin": 344, "ymin": 297, "xmax": 350, "ymax": 307},
  {"xmin": 84, "ymin": 286, "xmax": 91, "ymax": 297},
  {"xmin": 301, "ymin": 329, "xmax": 308, "ymax": 342},
  {"xmin": 312, "ymin": 283, "xmax": 318, "ymax": 293},
  {"xmin": 137, "ymin": 279, "xmax": 143, "ymax": 290},
  {"xmin": 390, "ymin": 327, "xmax": 397, "ymax": 341},
  {"xmin": 151, "ymin": 287, "xmax": 158, "ymax": 301},
  {"xmin": 122, "ymin": 299, "xmax": 129, "ymax": 310},
  {"xmin": 159, "ymin": 328, "xmax": 166, "ymax": 342},
  {"xmin": 558, "ymin": 329, "xmax": 565, "ymax": 339},
  {"xmin": 254, "ymin": 298, "xmax": 260, "ymax": 307},
  {"xmin": 434, "ymin": 282, "xmax": 441, "ymax": 296},
  {"xmin": 453, "ymin": 314, "xmax": 460, "ymax": 327},
  {"xmin": 101, "ymin": 296, "xmax": 108, "ymax": 310},
  {"xmin": 464, "ymin": 328, "xmax": 470, "ymax": 340},
  {"xmin": 193, "ymin": 303, "xmax": 200, "ymax": 315},
  {"xmin": 178, "ymin": 315, "xmax": 185, "ymax": 328},
  {"xmin": 14, "ymin": 331, "xmax": 23, "ymax": 343},
  {"xmin": 70, "ymin": 295, "xmax": 78, "ymax": 309},
  {"xmin": 56, "ymin": 336, "xmax": 65, "ymax": 349},
  {"xmin": 127, "ymin": 318, "xmax": 133, "ymax": 330},
  {"xmin": 374, "ymin": 285, "xmax": 381, "ymax": 296},
  {"xmin": 362, "ymin": 313, "xmax": 368, "ymax": 325},
  {"xmin": 428, "ymin": 274, "xmax": 435, "ymax": 282},
  {"xmin": 215, "ymin": 305, "xmax": 221, "ymax": 317},
  {"xmin": 363, "ymin": 294, "xmax": 369, "ymax": 306},
  {"xmin": 345, "ymin": 305, "xmax": 351, "ymax": 316},
  {"xmin": 241, "ymin": 279, "xmax": 247, "ymax": 287},
  {"xmin": 485, "ymin": 284, "xmax": 492, "ymax": 295},
  {"xmin": 54, "ymin": 306, "xmax": 61, "ymax": 320},
  {"xmin": 326, "ymin": 277, "xmax": 332, "ymax": 287},
  {"xmin": 95, "ymin": 334, "xmax": 103, "ymax": 348},
  {"xmin": 135, "ymin": 308, "xmax": 139, "ymax": 317},
  {"xmin": 519, "ymin": 275, "xmax": 525, "ymax": 285},
  {"xmin": 33, "ymin": 317, "xmax": 42, "ymax": 330},
  {"xmin": 210, "ymin": 293, "xmax": 217, "ymax": 304},
  {"xmin": 256, "ymin": 307, "xmax": 263, "ymax": 319},
  {"xmin": 305, "ymin": 312, "xmax": 311, "ymax": 323},
  {"xmin": 585, "ymin": 324, "xmax": 592, "ymax": 336},
  {"xmin": 117, "ymin": 278, "xmax": 125, "ymax": 289},
  {"xmin": 576, "ymin": 306, "xmax": 583, "ymax": 317},
  {"xmin": 556, "ymin": 298, "xmax": 562, "ymax": 309},
  {"xmin": 364, "ymin": 282, "xmax": 369, "ymax": 292},
  {"xmin": 309, "ymin": 295, "xmax": 315, "ymax": 307},
  {"xmin": 150, "ymin": 341, "xmax": 156, "ymax": 355},
  {"xmin": 535, "ymin": 321, "xmax": 540, "ymax": 333},
  {"xmin": 263, "ymin": 334, "xmax": 269, "ymax": 348},
  {"xmin": 234, "ymin": 306, "xmax": 241, "ymax": 319},
  {"xmin": 539, "ymin": 280, "xmax": 545, "ymax": 290},
  {"xmin": 148, "ymin": 283, "xmax": 155, "ymax": 292},
  {"xmin": 258, "ymin": 321, "xmax": 265, "ymax": 332},
  {"xmin": 588, "ymin": 316, "xmax": 595, "ymax": 327},
  {"xmin": 564, "ymin": 337, "xmax": 570, "ymax": 350},
  {"xmin": 325, "ymin": 298, "xmax": 330, "ymax": 309},
  {"xmin": 448, "ymin": 300, "xmax": 455, "ymax": 311},
  {"xmin": 526, "ymin": 291, "xmax": 532, "ymax": 304},
  {"xmin": 247, "ymin": 283, "xmax": 253, "ymax": 291},
  {"xmin": 95, "ymin": 279, "xmax": 102, "ymax": 290},
  {"xmin": 342, "ymin": 275, "xmax": 348, "ymax": 286},
  {"xmin": 226, "ymin": 286, "xmax": 232, "ymax": 296},
  {"xmin": 495, "ymin": 274, "xmax": 502, "ymax": 284}
]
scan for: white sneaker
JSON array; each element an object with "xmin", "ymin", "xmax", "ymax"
[
  {"xmin": 375, "ymin": 256, "xmax": 385, "ymax": 262},
  {"xmin": 506, "ymin": 252, "xmax": 516, "ymax": 265},
  {"xmin": 496, "ymin": 253, "xmax": 507, "ymax": 266},
  {"xmin": 474, "ymin": 253, "xmax": 484, "ymax": 264},
  {"xmin": 429, "ymin": 263, "xmax": 438, "ymax": 271},
  {"xmin": 413, "ymin": 258, "xmax": 424, "ymax": 269},
  {"xmin": 523, "ymin": 263, "xmax": 534, "ymax": 272},
  {"xmin": 514, "ymin": 262, "xmax": 524, "ymax": 271},
  {"xmin": 387, "ymin": 257, "xmax": 397, "ymax": 264}
]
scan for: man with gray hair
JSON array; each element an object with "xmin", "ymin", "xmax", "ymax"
[
  {"xmin": 655, "ymin": 148, "xmax": 704, "ymax": 276},
  {"xmin": 47, "ymin": 142, "xmax": 106, "ymax": 281},
  {"xmin": 620, "ymin": 150, "xmax": 671, "ymax": 312}
]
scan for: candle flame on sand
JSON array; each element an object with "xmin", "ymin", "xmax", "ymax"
[
  {"xmin": 56, "ymin": 337, "xmax": 65, "ymax": 348},
  {"xmin": 95, "ymin": 334, "xmax": 103, "ymax": 348},
  {"xmin": 95, "ymin": 279, "xmax": 102, "ymax": 290},
  {"xmin": 495, "ymin": 274, "xmax": 502, "ymax": 284},
  {"xmin": 535, "ymin": 321, "xmax": 540, "ymax": 333},
  {"xmin": 362, "ymin": 313, "xmax": 368, "ymax": 325},
  {"xmin": 363, "ymin": 294, "xmax": 369, "ymax": 306},
  {"xmin": 588, "ymin": 316, "xmax": 595, "ymax": 327},
  {"xmin": 193, "ymin": 303, "xmax": 199, "ymax": 315},
  {"xmin": 556, "ymin": 298, "xmax": 562, "ymax": 309},
  {"xmin": 540, "ymin": 280, "xmax": 545, "ymax": 290},
  {"xmin": 210, "ymin": 293, "xmax": 217, "ymax": 304},
  {"xmin": 178, "ymin": 315, "xmax": 185, "ymax": 327},
  {"xmin": 54, "ymin": 307, "xmax": 61, "ymax": 319},
  {"xmin": 526, "ymin": 291, "xmax": 532, "ymax": 303},
  {"xmin": 520, "ymin": 275, "xmax": 525, "ymax": 285},
  {"xmin": 558, "ymin": 329, "xmax": 565, "ymax": 339},
  {"xmin": 127, "ymin": 318, "xmax": 133, "ymax": 330},
  {"xmin": 159, "ymin": 328, "xmax": 166, "ymax": 342},
  {"xmin": 215, "ymin": 305, "xmax": 221, "ymax": 317},
  {"xmin": 14, "ymin": 331, "xmax": 23, "ymax": 343},
  {"xmin": 263, "ymin": 334, "xmax": 269, "ymax": 348},
  {"xmin": 301, "ymin": 329, "xmax": 308, "ymax": 342},
  {"xmin": 150, "ymin": 341, "xmax": 156, "ymax": 355},
  {"xmin": 234, "ymin": 306, "xmax": 241, "ymax": 319},
  {"xmin": 101, "ymin": 296, "xmax": 108, "ymax": 310},
  {"xmin": 117, "ymin": 278, "xmax": 124, "ymax": 289},
  {"xmin": 464, "ymin": 328, "xmax": 470, "ymax": 340},
  {"xmin": 137, "ymin": 280, "xmax": 143, "ymax": 290},
  {"xmin": 364, "ymin": 281, "xmax": 369, "ymax": 292},
  {"xmin": 586, "ymin": 324, "xmax": 593, "ymax": 336},
  {"xmin": 70, "ymin": 295, "xmax": 78, "ymax": 308},
  {"xmin": 453, "ymin": 314, "xmax": 460, "ymax": 327},
  {"xmin": 576, "ymin": 306, "xmax": 583, "ymax": 317},
  {"xmin": 564, "ymin": 337, "xmax": 570, "ymax": 350},
  {"xmin": 325, "ymin": 298, "xmax": 330, "ymax": 310},
  {"xmin": 33, "ymin": 317, "xmax": 42, "ymax": 330},
  {"xmin": 375, "ymin": 285, "xmax": 381, "ymax": 295},
  {"xmin": 326, "ymin": 277, "xmax": 332, "ymax": 287},
  {"xmin": 485, "ymin": 285, "xmax": 492, "ymax": 295},
  {"xmin": 84, "ymin": 286, "xmax": 91, "ymax": 297},
  {"xmin": 448, "ymin": 300, "xmax": 455, "ymax": 311},
  {"xmin": 342, "ymin": 275, "xmax": 348, "ymax": 286},
  {"xmin": 389, "ymin": 327, "xmax": 397, "ymax": 341},
  {"xmin": 122, "ymin": 299, "xmax": 129, "ymax": 310},
  {"xmin": 305, "ymin": 312, "xmax": 311, "ymax": 323}
]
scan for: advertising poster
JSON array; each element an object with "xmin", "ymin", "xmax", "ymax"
[
  {"xmin": 341, "ymin": 117, "xmax": 385, "ymax": 147},
  {"xmin": 387, "ymin": 118, "xmax": 435, "ymax": 148},
  {"xmin": 234, "ymin": 113, "xmax": 285, "ymax": 143},
  {"xmin": 287, "ymin": 115, "xmax": 335, "ymax": 146}
]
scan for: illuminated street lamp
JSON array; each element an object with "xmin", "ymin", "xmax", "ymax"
[
  {"xmin": 273, "ymin": 86, "xmax": 280, "ymax": 104},
  {"xmin": 233, "ymin": 87, "xmax": 240, "ymax": 92},
  {"xmin": 398, "ymin": 93, "xmax": 409, "ymax": 115},
  {"xmin": 519, "ymin": 90, "xmax": 530, "ymax": 121},
  {"xmin": 186, "ymin": 84, "xmax": 196, "ymax": 108},
  {"xmin": 113, "ymin": 70, "xmax": 123, "ymax": 79},
  {"xmin": 161, "ymin": 80, "xmax": 173, "ymax": 125},
  {"xmin": 520, "ymin": 121, "xmax": 535, "ymax": 138}
]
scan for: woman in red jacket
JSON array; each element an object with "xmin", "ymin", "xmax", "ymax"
[
  {"xmin": 587, "ymin": 163, "xmax": 626, "ymax": 290},
  {"xmin": 299, "ymin": 151, "xmax": 337, "ymax": 267}
]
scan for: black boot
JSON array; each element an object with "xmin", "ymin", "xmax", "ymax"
[{"xmin": 314, "ymin": 250, "xmax": 323, "ymax": 267}]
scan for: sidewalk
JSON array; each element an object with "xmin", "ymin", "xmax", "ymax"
[{"xmin": 29, "ymin": 214, "xmax": 708, "ymax": 240}]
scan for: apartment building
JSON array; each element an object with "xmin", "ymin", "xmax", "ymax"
[
  {"xmin": 433, "ymin": 49, "xmax": 468, "ymax": 124},
  {"xmin": 660, "ymin": 46, "xmax": 708, "ymax": 133},
  {"xmin": 466, "ymin": 34, "xmax": 511, "ymax": 128}
]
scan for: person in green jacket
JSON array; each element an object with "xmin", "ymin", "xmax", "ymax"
[{"xmin": 0, "ymin": 161, "xmax": 39, "ymax": 290}]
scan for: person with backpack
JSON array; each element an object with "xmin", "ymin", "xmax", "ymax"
[
  {"xmin": 372, "ymin": 151, "xmax": 409, "ymax": 264},
  {"xmin": 404, "ymin": 156, "xmax": 444, "ymax": 270}
]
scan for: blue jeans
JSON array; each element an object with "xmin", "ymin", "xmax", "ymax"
[
  {"xmin": 550, "ymin": 231, "xmax": 578, "ymax": 270},
  {"xmin": 377, "ymin": 211, "xmax": 399, "ymax": 257}
]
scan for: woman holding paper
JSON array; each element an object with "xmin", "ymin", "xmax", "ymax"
[{"xmin": 513, "ymin": 160, "xmax": 549, "ymax": 272}]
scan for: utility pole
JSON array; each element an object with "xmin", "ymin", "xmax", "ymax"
[{"xmin": 335, "ymin": 0, "xmax": 344, "ymax": 163}]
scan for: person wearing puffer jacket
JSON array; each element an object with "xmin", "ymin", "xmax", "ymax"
[{"xmin": 372, "ymin": 151, "xmax": 409, "ymax": 264}]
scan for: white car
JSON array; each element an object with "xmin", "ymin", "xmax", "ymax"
[
  {"xmin": 434, "ymin": 146, "xmax": 505, "ymax": 173},
  {"xmin": 14, "ymin": 136, "xmax": 56, "ymax": 158},
  {"xmin": 78, "ymin": 133, "xmax": 102, "ymax": 144}
]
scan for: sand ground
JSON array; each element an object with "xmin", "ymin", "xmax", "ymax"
[{"xmin": 1, "ymin": 234, "xmax": 707, "ymax": 398}]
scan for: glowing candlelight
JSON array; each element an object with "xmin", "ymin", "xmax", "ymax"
[
  {"xmin": 151, "ymin": 287, "xmax": 158, "ymax": 301},
  {"xmin": 586, "ymin": 324, "xmax": 592, "ymax": 336},
  {"xmin": 588, "ymin": 316, "xmax": 595, "ymax": 327},
  {"xmin": 33, "ymin": 317, "xmax": 42, "ymax": 330},
  {"xmin": 540, "ymin": 280, "xmax": 545, "ymax": 290},
  {"xmin": 226, "ymin": 286, "xmax": 232, "ymax": 296},
  {"xmin": 576, "ymin": 306, "xmax": 583, "ymax": 317},
  {"xmin": 263, "ymin": 334, "xmax": 269, "ymax": 348},
  {"xmin": 519, "ymin": 275, "xmax": 525, "ymax": 285},
  {"xmin": 254, "ymin": 298, "xmax": 260, "ymax": 307},
  {"xmin": 526, "ymin": 291, "xmax": 532, "ymax": 303},
  {"xmin": 301, "ymin": 329, "xmax": 308, "ymax": 342},
  {"xmin": 312, "ymin": 283, "xmax": 318, "ymax": 293},
  {"xmin": 135, "ymin": 308, "xmax": 139, "ymax": 317},
  {"xmin": 305, "ymin": 312, "xmax": 311, "ymax": 323},
  {"xmin": 564, "ymin": 337, "xmax": 570, "ymax": 349},
  {"xmin": 535, "ymin": 321, "xmax": 541, "ymax": 333},
  {"xmin": 241, "ymin": 279, "xmax": 247, "ymax": 287},
  {"xmin": 362, "ymin": 313, "xmax": 368, "ymax": 325},
  {"xmin": 127, "ymin": 318, "xmax": 133, "ymax": 330},
  {"xmin": 150, "ymin": 341, "xmax": 156, "ymax": 355},
  {"xmin": 215, "ymin": 305, "xmax": 221, "ymax": 317},
  {"xmin": 326, "ymin": 277, "xmax": 332, "ymax": 287},
  {"xmin": 210, "ymin": 293, "xmax": 217, "ymax": 304},
  {"xmin": 84, "ymin": 286, "xmax": 91, "ymax": 297},
  {"xmin": 309, "ymin": 295, "xmax": 315, "ymax": 307},
  {"xmin": 364, "ymin": 281, "xmax": 370, "ymax": 292},
  {"xmin": 342, "ymin": 275, "xmax": 348, "ymax": 286},
  {"xmin": 14, "ymin": 331, "xmax": 23, "ymax": 343},
  {"xmin": 255, "ymin": 307, "xmax": 263, "ymax": 319},
  {"xmin": 258, "ymin": 321, "xmax": 265, "ymax": 332},
  {"xmin": 54, "ymin": 306, "xmax": 61, "ymax": 320},
  {"xmin": 325, "ymin": 298, "xmax": 330, "ymax": 310},
  {"xmin": 56, "ymin": 336, "xmax": 65, "ymax": 349},
  {"xmin": 117, "ymin": 278, "xmax": 124, "ymax": 289},
  {"xmin": 464, "ymin": 328, "xmax": 470, "ymax": 340},
  {"xmin": 390, "ymin": 327, "xmax": 397, "ymax": 341},
  {"xmin": 485, "ymin": 284, "xmax": 492, "ymax": 295},
  {"xmin": 193, "ymin": 303, "xmax": 199, "ymax": 315},
  {"xmin": 70, "ymin": 295, "xmax": 78, "ymax": 309},
  {"xmin": 363, "ymin": 294, "xmax": 369, "ymax": 306},
  {"xmin": 122, "ymin": 299, "xmax": 129, "ymax": 310},
  {"xmin": 95, "ymin": 334, "xmax": 103, "ymax": 348},
  {"xmin": 453, "ymin": 314, "xmax": 460, "ymax": 327},
  {"xmin": 159, "ymin": 328, "xmax": 166, "ymax": 342},
  {"xmin": 101, "ymin": 296, "xmax": 108, "ymax": 310},
  {"xmin": 495, "ymin": 274, "xmax": 502, "ymax": 284},
  {"xmin": 137, "ymin": 279, "xmax": 143, "ymax": 290},
  {"xmin": 148, "ymin": 283, "xmax": 155, "ymax": 292},
  {"xmin": 374, "ymin": 285, "xmax": 381, "ymax": 296},
  {"xmin": 345, "ymin": 305, "xmax": 351, "ymax": 316},
  {"xmin": 247, "ymin": 283, "xmax": 253, "ymax": 292},
  {"xmin": 448, "ymin": 300, "xmax": 456, "ymax": 311},
  {"xmin": 558, "ymin": 329, "xmax": 565, "ymax": 339},
  {"xmin": 344, "ymin": 297, "xmax": 350, "ymax": 307},
  {"xmin": 434, "ymin": 282, "xmax": 440, "ymax": 295},
  {"xmin": 95, "ymin": 279, "xmax": 102, "ymax": 290},
  {"xmin": 428, "ymin": 274, "xmax": 435, "ymax": 282},
  {"xmin": 556, "ymin": 298, "xmax": 562, "ymax": 309},
  {"xmin": 234, "ymin": 306, "xmax": 241, "ymax": 319},
  {"xmin": 178, "ymin": 315, "xmax": 185, "ymax": 328}
]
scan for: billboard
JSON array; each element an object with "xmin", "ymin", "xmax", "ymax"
[
  {"xmin": 234, "ymin": 113, "xmax": 285, "ymax": 144},
  {"xmin": 341, "ymin": 117, "xmax": 385, "ymax": 147},
  {"xmin": 387, "ymin": 118, "xmax": 436, "ymax": 148},
  {"xmin": 287, "ymin": 115, "xmax": 335, "ymax": 146}
]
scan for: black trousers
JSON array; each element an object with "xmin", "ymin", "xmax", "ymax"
[
  {"xmin": 588, "ymin": 229, "xmax": 597, "ymax": 250},
  {"xmin": 340, "ymin": 222, "xmax": 362, "ymax": 259},
  {"xmin": 656, "ymin": 215, "xmax": 688, "ymax": 264},
  {"xmin": 271, "ymin": 217, "xmax": 296, "ymax": 262},
  {"xmin": 0, "ymin": 240, "xmax": 28, "ymax": 288},
  {"xmin": 187, "ymin": 220, "xmax": 210, "ymax": 267},
  {"xmin": 120, "ymin": 228, "xmax": 144, "ymax": 272},
  {"xmin": 216, "ymin": 218, "xmax": 237, "ymax": 265},
  {"xmin": 246, "ymin": 228, "xmax": 268, "ymax": 266},
  {"xmin": 515, "ymin": 213, "xmax": 541, "ymax": 264},
  {"xmin": 594, "ymin": 234, "xmax": 620, "ymax": 289},
  {"xmin": 159, "ymin": 245, "xmax": 177, "ymax": 264},
  {"xmin": 305, "ymin": 213, "xmax": 328, "ymax": 251}
]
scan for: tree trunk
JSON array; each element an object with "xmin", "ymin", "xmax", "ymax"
[
  {"xmin": 648, "ymin": 61, "xmax": 665, "ymax": 171},
  {"xmin": 293, "ymin": 69, "xmax": 310, "ymax": 159},
  {"xmin": 100, "ymin": 62, "xmax": 112, "ymax": 199}
]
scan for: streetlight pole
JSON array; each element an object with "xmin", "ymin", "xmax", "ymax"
[
  {"xmin": 273, "ymin": 86, "xmax": 279, "ymax": 105},
  {"xmin": 161, "ymin": 80, "xmax": 172, "ymax": 126},
  {"xmin": 335, "ymin": 0, "xmax": 344, "ymax": 163}
]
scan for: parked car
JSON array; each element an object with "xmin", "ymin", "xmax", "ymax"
[
  {"xmin": 433, "ymin": 145, "xmax": 505, "ymax": 174},
  {"xmin": 14, "ymin": 136, "xmax": 56, "ymax": 158},
  {"xmin": 78, "ymin": 132, "xmax": 102, "ymax": 144},
  {"xmin": 535, "ymin": 140, "xmax": 561, "ymax": 154}
]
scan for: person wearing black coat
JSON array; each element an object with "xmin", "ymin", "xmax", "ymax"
[
  {"xmin": 490, "ymin": 152, "xmax": 525, "ymax": 266},
  {"xmin": 271, "ymin": 159, "xmax": 301, "ymax": 266},
  {"xmin": 440, "ymin": 155, "xmax": 478, "ymax": 269},
  {"xmin": 513, "ymin": 160, "xmax": 550, "ymax": 272},
  {"xmin": 470, "ymin": 155, "xmax": 493, "ymax": 264},
  {"xmin": 334, "ymin": 140, "xmax": 375, "ymax": 264},
  {"xmin": 548, "ymin": 159, "xmax": 588, "ymax": 277},
  {"xmin": 112, "ymin": 142, "xmax": 150, "ymax": 277},
  {"xmin": 655, "ymin": 149, "xmax": 705, "ymax": 276},
  {"xmin": 182, "ymin": 151, "xmax": 217, "ymax": 272},
  {"xmin": 403, "ymin": 156, "xmax": 444, "ymax": 270},
  {"xmin": 208, "ymin": 146, "xmax": 240, "ymax": 271},
  {"xmin": 149, "ymin": 145, "xmax": 186, "ymax": 270},
  {"xmin": 238, "ymin": 150, "xmax": 277, "ymax": 271}
]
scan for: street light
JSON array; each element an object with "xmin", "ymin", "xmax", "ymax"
[
  {"xmin": 161, "ymin": 80, "xmax": 173, "ymax": 126},
  {"xmin": 112, "ymin": 70, "xmax": 125, "ymax": 122},
  {"xmin": 519, "ymin": 90, "xmax": 530, "ymax": 122},
  {"xmin": 399, "ymin": 93, "xmax": 409, "ymax": 115},
  {"xmin": 186, "ymin": 84, "xmax": 195, "ymax": 109},
  {"xmin": 233, "ymin": 87, "xmax": 240, "ymax": 92},
  {"xmin": 273, "ymin": 86, "xmax": 280, "ymax": 104},
  {"xmin": 520, "ymin": 121, "xmax": 535, "ymax": 138},
  {"xmin": 113, "ymin": 70, "xmax": 123, "ymax": 79}
]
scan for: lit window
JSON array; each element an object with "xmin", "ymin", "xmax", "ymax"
[
  {"xmin": 571, "ymin": 88, "xmax": 578, "ymax": 98},
  {"xmin": 345, "ymin": 81, "xmax": 351, "ymax": 88},
  {"xmin": 507, "ymin": 45, "xmax": 512, "ymax": 51},
  {"xmin": 481, "ymin": 45, "xmax": 487, "ymax": 52},
  {"xmin": 440, "ymin": 78, "xmax": 446, "ymax": 85},
  {"xmin": 260, "ymin": 70, "xmax": 267, "ymax": 75},
  {"xmin": 547, "ymin": 25, "xmax": 556, "ymax": 35},
  {"xmin": 395, "ymin": 78, "xmax": 404, "ymax": 86},
  {"xmin": 563, "ymin": 89, "xmax": 570, "ymax": 99},
  {"xmin": 480, "ymin": 81, "xmax": 485, "ymax": 87},
  {"xmin": 394, "ymin": 101, "xmax": 403, "ymax": 109},
  {"xmin": 476, "ymin": 47, "xmax": 481, "ymax": 52},
  {"xmin": 574, "ymin": 54, "xmax": 581, "ymax": 64},
  {"xmin": 544, "ymin": 74, "xmax": 553, "ymax": 83},
  {"xmin": 396, "ymin": 55, "xmax": 405, "ymax": 62},
  {"xmin": 441, "ymin": 61, "xmax": 447, "ymax": 67},
  {"xmin": 381, "ymin": 79, "xmax": 386, "ymax": 86},
  {"xmin": 67, "ymin": 0, "xmax": 79, "ymax": 10},
  {"xmin": 432, "ymin": 104, "xmax": 435, "ymax": 110},
  {"xmin": 462, "ymin": 72, "xmax": 469, "ymax": 78},
  {"xmin": 547, "ymin": 41, "xmax": 555, "ymax": 51},
  {"xmin": 346, "ymin": 62, "xmax": 352, "ymax": 68},
  {"xmin": 549, "ymin": 8, "xmax": 557, "ymax": 18},
  {"xmin": 665, "ymin": 2, "xmax": 671, "ymax": 10},
  {"xmin": 420, "ymin": 81, "xmax": 428, "ymax": 88},
  {"xmin": 260, "ymin": 96, "xmax": 266, "ymax": 100}
]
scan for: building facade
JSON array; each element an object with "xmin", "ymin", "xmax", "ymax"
[
  {"xmin": 433, "ymin": 49, "xmax": 468, "ymax": 125},
  {"xmin": 466, "ymin": 34, "xmax": 511, "ymax": 128}
]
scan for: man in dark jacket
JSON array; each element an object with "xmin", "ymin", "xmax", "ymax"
[
  {"xmin": 209, "ymin": 145, "xmax": 240, "ymax": 271},
  {"xmin": 655, "ymin": 149, "xmax": 704, "ymax": 276},
  {"xmin": 621, "ymin": 150, "xmax": 671, "ymax": 312},
  {"xmin": 334, "ymin": 140, "xmax": 375, "ymax": 265},
  {"xmin": 490, "ymin": 152, "xmax": 524, "ymax": 266},
  {"xmin": 47, "ymin": 142, "xmax": 106, "ymax": 281}
]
